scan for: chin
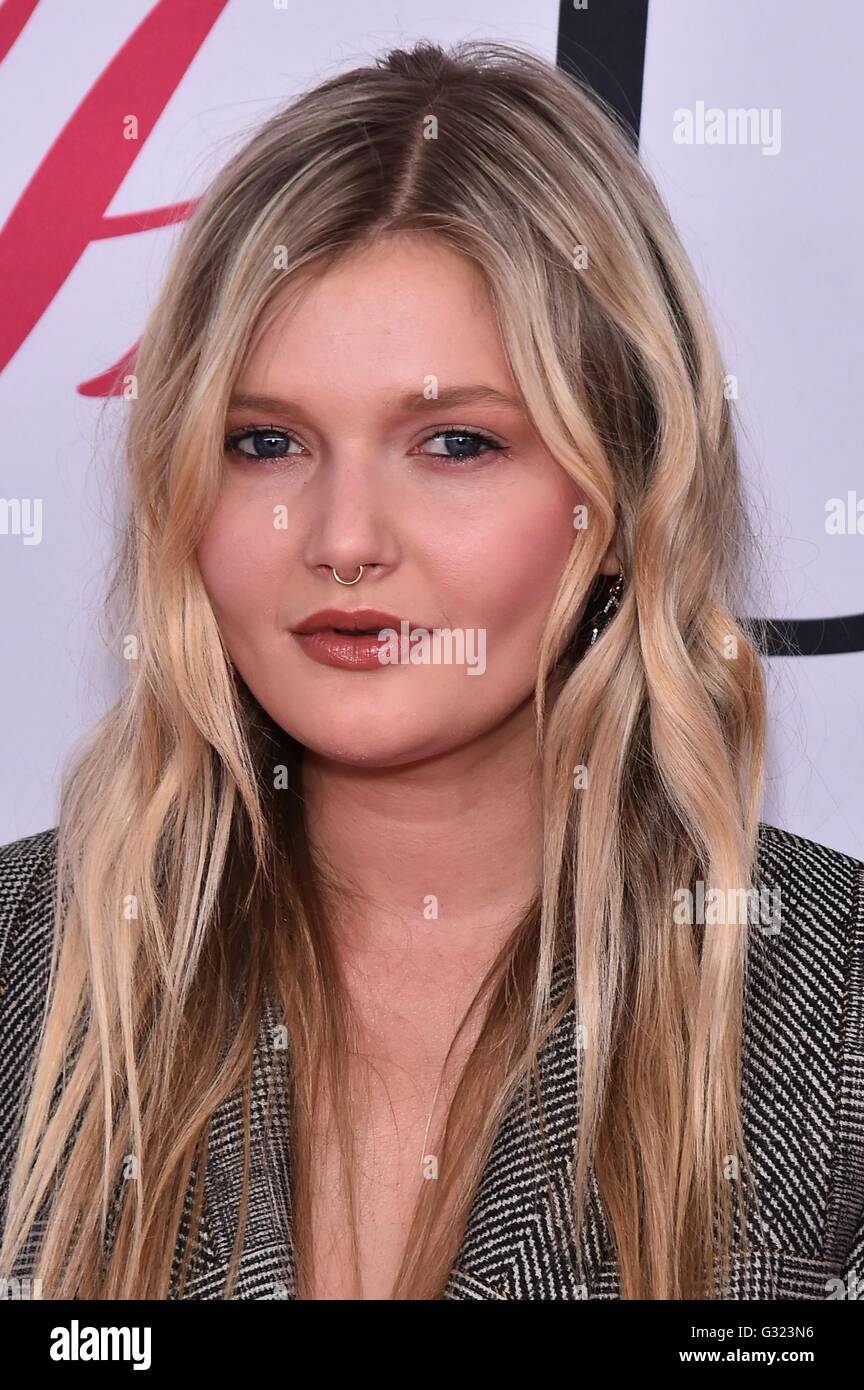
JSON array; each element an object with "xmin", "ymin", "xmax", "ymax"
[
  {"xmin": 262, "ymin": 693, "xmax": 429, "ymax": 763},
  {"xmin": 288, "ymin": 725, "xmax": 442, "ymax": 768}
]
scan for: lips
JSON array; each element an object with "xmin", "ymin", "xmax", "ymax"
[
  {"xmin": 289, "ymin": 607, "xmax": 418, "ymax": 671},
  {"xmin": 291, "ymin": 608, "xmax": 410, "ymax": 636}
]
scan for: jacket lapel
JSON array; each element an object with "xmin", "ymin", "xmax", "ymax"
[
  {"xmin": 441, "ymin": 953, "xmax": 615, "ymax": 1299},
  {"xmin": 187, "ymin": 957, "xmax": 609, "ymax": 1300},
  {"xmin": 182, "ymin": 994, "xmax": 298, "ymax": 1299}
]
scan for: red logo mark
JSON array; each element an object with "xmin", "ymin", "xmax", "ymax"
[{"xmin": 0, "ymin": 0, "xmax": 230, "ymax": 392}]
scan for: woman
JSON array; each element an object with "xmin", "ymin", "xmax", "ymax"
[{"xmin": 1, "ymin": 39, "xmax": 862, "ymax": 1302}]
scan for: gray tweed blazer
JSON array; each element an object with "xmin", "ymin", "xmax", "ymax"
[{"xmin": 1, "ymin": 822, "xmax": 862, "ymax": 1300}]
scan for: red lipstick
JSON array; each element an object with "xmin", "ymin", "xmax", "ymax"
[{"xmin": 290, "ymin": 608, "xmax": 415, "ymax": 670}]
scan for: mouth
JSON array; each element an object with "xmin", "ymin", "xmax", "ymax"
[
  {"xmin": 291, "ymin": 608, "xmax": 410, "ymax": 637},
  {"xmin": 327, "ymin": 625, "xmax": 383, "ymax": 636},
  {"xmin": 289, "ymin": 609, "xmax": 415, "ymax": 671}
]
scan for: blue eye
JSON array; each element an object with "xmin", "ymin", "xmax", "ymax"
[
  {"xmin": 224, "ymin": 426, "xmax": 299, "ymax": 461},
  {"xmin": 223, "ymin": 424, "xmax": 508, "ymax": 466},
  {"xmin": 418, "ymin": 429, "xmax": 506, "ymax": 464}
]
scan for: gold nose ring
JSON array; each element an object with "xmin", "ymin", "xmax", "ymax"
[{"xmin": 332, "ymin": 565, "xmax": 364, "ymax": 585}]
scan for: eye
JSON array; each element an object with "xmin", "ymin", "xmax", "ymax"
[
  {"xmin": 224, "ymin": 425, "xmax": 302, "ymax": 462},
  {"xmin": 417, "ymin": 428, "xmax": 507, "ymax": 465},
  {"xmin": 222, "ymin": 423, "xmax": 509, "ymax": 467}
]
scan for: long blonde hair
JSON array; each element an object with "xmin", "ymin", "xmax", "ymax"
[{"xmin": 1, "ymin": 38, "xmax": 767, "ymax": 1299}]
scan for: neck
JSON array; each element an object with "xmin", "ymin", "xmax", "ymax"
[{"xmin": 301, "ymin": 697, "xmax": 543, "ymax": 968}]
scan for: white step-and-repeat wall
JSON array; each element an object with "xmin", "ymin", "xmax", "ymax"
[{"xmin": 1, "ymin": 0, "xmax": 861, "ymax": 856}]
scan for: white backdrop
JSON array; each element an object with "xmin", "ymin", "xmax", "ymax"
[{"xmin": 1, "ymin": 0, "xmax": 861, "ymax": 856}]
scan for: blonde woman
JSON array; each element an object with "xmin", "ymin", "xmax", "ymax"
[{"xmin": 1, "ymin": 40, "xmax": 862, "ymax": 1302}]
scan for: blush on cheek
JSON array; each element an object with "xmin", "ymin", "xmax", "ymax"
[
  {"xmin": 467, "ymin": 501, "xmax": 575, "ymax": 637},
  {"xmin": 196, "ymin": 520, "xmax": 241, "ymax": 621},
  {"xmin": 196, "ymin": 499, "xmax": 285, "ymax": 614}
]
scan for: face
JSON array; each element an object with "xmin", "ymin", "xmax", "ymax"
[{"xmin": 196, "ymin": 232, "xmax": 613, "ymax": 767}]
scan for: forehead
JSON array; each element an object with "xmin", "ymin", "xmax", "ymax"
[{"xmin": 238, "ymin": 234, "xmax": 514, "ymax": 403}]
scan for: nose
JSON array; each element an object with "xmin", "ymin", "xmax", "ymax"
[{"xmin": 301, "ymin": 450, "xmax": 398, "ymax": 585}]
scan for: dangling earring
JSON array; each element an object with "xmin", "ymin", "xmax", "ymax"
[{"xmin": 587, "ymin": 565, "xmax": 625, "ymax": 646}]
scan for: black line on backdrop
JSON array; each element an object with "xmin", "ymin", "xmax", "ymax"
[{"xmin": 555, "ymin": 1, "xmax": 863, "ymax": 655}]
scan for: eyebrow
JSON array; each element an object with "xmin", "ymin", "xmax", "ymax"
[{"xmin": 227, "ymin": 385, "xmax": 526, "ymax": 417}]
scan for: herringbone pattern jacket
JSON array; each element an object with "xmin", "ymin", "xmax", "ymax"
[{"xmin": 1, "ymin": 822, "xmax": 862, "ymax": 1299}]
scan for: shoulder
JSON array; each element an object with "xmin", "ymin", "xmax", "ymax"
[
  {"xmin": 0, "ymin": 824, "xmax": 59, "ymax": 890},
  {"xmin": 0, "ymin": 825, "xmax": 60, "ymax": 1060},
  {"xmin": 751, "ymin": 819, "xmax": 863, "ymax": 1005},
  {"xmin": 755, "ymin": 820, "xmax": 863, "ymax": 917},
  {"xmin": 0, "ymin": 827, "xmax": 60, "ymax": 1218},
  {"xmin": 745, "ymin": 822, "xmax": 864, "ymax": 1272},
  {"xmin": 749, "ymin": 818, "xmax": 863, "ymax": 1024},
  {"xmin": 0, "ymin": 825, "xmax": 59, "ymax": 972},
  {"xmin": 0, "ymin": 824, "xmax": 58, "ymax": 884}
]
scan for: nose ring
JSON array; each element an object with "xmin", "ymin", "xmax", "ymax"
[{"xmin": 332, "ymin": 565, "xmax": 364, "ymax": 585}]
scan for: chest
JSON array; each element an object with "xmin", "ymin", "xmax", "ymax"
[
  {"xmin": 305, "ymin": 1051, "xmax": 461, "ymax": 1300},
  {"xmin": 306, "ymin": 1108, "xmax": 424, "ymax": 1297}
]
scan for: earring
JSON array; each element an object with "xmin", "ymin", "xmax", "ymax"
[{"xmin": 587, "ymin": 565, "xmax": 625, "ymax": 646}]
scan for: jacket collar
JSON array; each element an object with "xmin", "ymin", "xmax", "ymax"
[{"xmin": 192, "ymin": 953, "xmax": 614, "ymax": 1300}]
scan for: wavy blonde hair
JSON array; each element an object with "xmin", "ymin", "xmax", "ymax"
[{"xmin": 1, "ymin": 38, "xmax": 767, "ymax": 1299}]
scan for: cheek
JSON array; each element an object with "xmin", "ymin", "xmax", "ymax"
[
  {"xmin": 195, "ymin": 497, "xmax": 283, "ymax": 626},
  {"xmin": 432, "ymin": 483, "xmax": 577, "ymax": 638},
  {"xmin": 497, "ymin": 504, "xmax": 575, "ymax": 620}
]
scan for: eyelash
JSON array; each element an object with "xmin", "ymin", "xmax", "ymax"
[{"xmin": 222, "ymin": 423, "xmax": 508, "ymax": 468}]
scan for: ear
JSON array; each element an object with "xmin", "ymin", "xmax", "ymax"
[{"xmin": 597, "ymin": 540, "xmax": 620, "ymax": 577}]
